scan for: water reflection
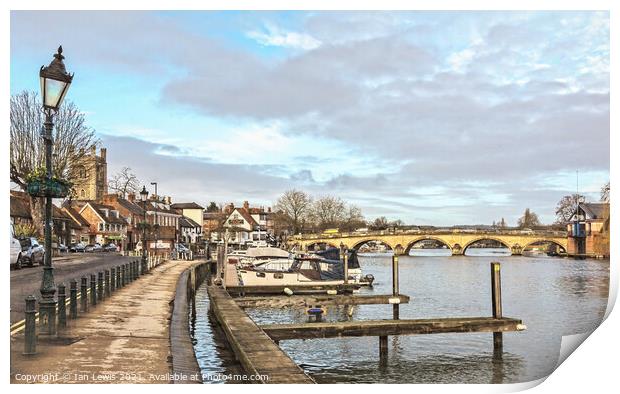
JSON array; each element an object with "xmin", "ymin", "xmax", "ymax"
[{"xmin": 192, "ymin": 285, "xmax": 245, "ymax": 383}]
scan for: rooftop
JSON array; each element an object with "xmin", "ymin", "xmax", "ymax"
[{"xmin": 171, "ymin": 202, "xmax": 204, "ymax": 210}]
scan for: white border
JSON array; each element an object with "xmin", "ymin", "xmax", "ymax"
[{"xmin": 2, "ymin": 1, "xmax": 616, "ymax": 393}]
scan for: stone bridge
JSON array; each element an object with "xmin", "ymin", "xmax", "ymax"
[{"xmin": 290, "ymin": 230, "xmax": 568, "ymax": 256}]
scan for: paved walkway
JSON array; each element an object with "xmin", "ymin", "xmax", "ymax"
[{"xmin": 10, "ymin": 260, "xmax": 192, "ymax": 384}]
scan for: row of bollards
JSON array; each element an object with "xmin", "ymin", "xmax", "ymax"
[{"xmin": 23, "ymin": 255, "xmax": 165, "ymax": 356}]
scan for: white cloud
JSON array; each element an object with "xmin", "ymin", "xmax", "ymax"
[{"xmin": 247, "ymin": 23, "xmax": 321, "ymax": 50}]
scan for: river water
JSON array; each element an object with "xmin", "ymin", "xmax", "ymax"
[{"xmin": 193, "ymin": 250, "xmax": 609, "ymax": 384}]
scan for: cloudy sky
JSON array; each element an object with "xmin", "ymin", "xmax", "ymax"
[{"xmin": 10, "ymin": 11, "xmax": 609, "ymax": 225}]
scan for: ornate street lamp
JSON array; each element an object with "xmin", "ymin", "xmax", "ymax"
[
  {"xmin": 140, "ymin": 185, "xmax": 149, "ymax": 273},
  {"xmin": 38, "ymin": 46, "xmax": 73, "ymax": 336}
]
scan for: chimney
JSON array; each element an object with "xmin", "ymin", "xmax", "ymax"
[
  {"xmin": 91, "ymin": 145, "xmax": 96, "ymax": 154},
  {"xmin": 225, "ymin": 203, "xmax": 234, "ymax": 214},
  {"xmin": 165, "ymin": 196, "xmax": 171, "ymax": 205},
  {"xmin": 127, "ymin": 192, "xmax": 135, "ymax": 202},
  {"xmin": 243, "ymin": 201, "xmax": 250, "ymax": 211},
  {"xmin": 268, "ymin": 207, "xmax": 272, "ymax": 213},
  {"xmin": 100, "ymin": 148, "xmax": 107, "ymax": 160}
]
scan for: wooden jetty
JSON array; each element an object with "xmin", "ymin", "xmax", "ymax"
[
  {"xmin": 207, "ymin": 285, "xmax": 315, "ymax": 383},
  {"xmin": 260, "ymin": 316, "xmax": 525, "ymax": 341},
  {"xmin": 206, "ymin": 246, "xmax": 524, "ymax": 380},
  {"xmin": 234, "ymin": 294, "xmax": 410, "ymax": 308}
]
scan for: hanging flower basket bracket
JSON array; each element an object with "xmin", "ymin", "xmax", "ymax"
[{"xmin": 26, "ymin": 178, "xmax": 71, "ymax": 198}]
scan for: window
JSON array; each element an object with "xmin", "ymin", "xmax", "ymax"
[
  {"xmin": 98, "ymin": 223, "xmax": 104, "ymax": 231},
  {"xmin": 80, "ymin": 189, "xmax": 85, "ymax": 198}
]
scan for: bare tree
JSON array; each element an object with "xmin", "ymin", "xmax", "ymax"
[
  {"xmin": 311, "ymin": 195, "xmax": 347, "ymax": 231},
  {"xmin": 274, "ymin": 189, "xmax": 313, "ymax": 234},
  {"xmin": 10, "ymin": 90, "xmax": 98, "ymax": 236},
  {"xmin": 601, "ymin": 182, "xmax": 610, "ymax": 202},
  {"xmin": 108, "ymin": 167, "xmax": 140, "ymax": 198},
  {"xmin": 555, "ymin": 194, "xmax": 585, "ymax": 224},
  {"xmin": 518, "ymin": 208, "xmax": 541, "ymax": 228},
  {"xmin": 369, "ymin": 216, "xmax": 390, "ymax": 230},
  {"xmin": 340, "ymin": 205, "xmax": 365, "ymax": 232}
]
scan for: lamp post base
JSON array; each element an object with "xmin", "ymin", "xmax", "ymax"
[
  {"xmin": 38, "ymin": 300, "xmax": 57, "ymax": 336},
  {"xmin": 39, "ymin": 266, "xmax": 57, "ymax": 336}
]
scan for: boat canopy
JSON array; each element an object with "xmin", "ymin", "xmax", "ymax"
[
  {"xmin": 245, "ymin": 247, "xmax": 291, "ymax": 258},
  {"xmin": 314, "ymin": 248, "xmax": 361, "ymax": 269}
]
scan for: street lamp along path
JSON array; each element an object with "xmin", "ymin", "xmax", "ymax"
[
  {"xmin": 40, "ymin": 46, "xmax": 73, "ymax": 111},
  {"xmin": 38, "ymin": 46, "xmax": 73, "ymax": 336},
  {"xmin": 140, "ymin": 185, "xmax": 149, "ymax": 273}
]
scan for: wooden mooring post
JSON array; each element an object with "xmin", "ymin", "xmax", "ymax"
[
  {"xmin": 392, "ymin": 255, "xmax": 399, "ymax": 320},
  {"xmin": 343, "ymin": 250, "xmax": 349, "ymax": 285},
  {"xmin": 379, "ymin": 254, "xmax": 400, "ymax": 359},
  {"xmin": 491, "ymin": 262, "xmax": 503, "ymax": 353}
]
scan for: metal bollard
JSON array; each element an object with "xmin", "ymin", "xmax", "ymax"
[
  {"xmin": 110, "ymin": 268, "xmax": 116, "ymax": 292},
  {"xmin": 116, "ymin": 265, "xmax": 121, "ymax": 289},
  {"xmin": 57, "ymin": 283, "xmax": 67, "ymax": 330},
  {"xmin": 105, "ymin": 270, "xmax": 111, "ymax": 297},
  {"xmin": 97, "ymin": 272, "xmax": 104, "ymax": 301},
  {"xmin": 70, "ymin": 279, "xmax": 78, "ymax": 319},
  {"xmin": 124, "ymin": 263, "xmax": 128, "ymax": 285},
  {"xmin": 90, "ymin": 274, "xmax": 97, "ymax": 306},
  {"xmin": 134, "ymin": 261, "xmax": 138, "ymax": 280},
  {"xmin": 23, "ymin": 295, "xmax": 37, "ymax": 355},
  {"xmin": 81, "ymin": 277, "xmax": 88, "ymax": 312}
]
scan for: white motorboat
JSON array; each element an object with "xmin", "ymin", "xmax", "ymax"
[{"xmin": 235, "ymin": 247, "xmax": 374, "ymax": 287}]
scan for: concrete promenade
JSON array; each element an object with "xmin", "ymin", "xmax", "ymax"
[{"xmin": 11, "ymin": 259, "xmax": 193, "ymax": 384}]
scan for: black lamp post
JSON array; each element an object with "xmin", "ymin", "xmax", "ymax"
[
  {"xmin": 150, "ymin": 182, "xmax": 159, "ymax": 253},
  {"xmin": 39, "ymin": 46, "xmax": 73, "ymax": 336},
  {"xmin": 140, "ymin": 185, "xmax": 149, "ymax": 273}
]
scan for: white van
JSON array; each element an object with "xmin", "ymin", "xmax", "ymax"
[{"xmin": 10, "ymin": 223, "xmax": 22, "ymax": 269}]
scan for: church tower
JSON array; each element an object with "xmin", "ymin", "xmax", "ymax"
[{"xmin": 71, "ymin": 146, "xmax": 108, "ymax": 201}]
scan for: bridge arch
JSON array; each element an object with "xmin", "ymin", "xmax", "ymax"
[
  {"xmin": 404, "ymin": 237, "xmax": 453, "ymax": 255},
  {"xmin": 523, "ymin": 239, "xmax": 567, "ymax": 253},
  {"xmin": 351, "ymin": 239, "xmax": 394, "ymax": 253},
  {"xmin": 462, "ymin": 237, "xmax": 512, "ymax": 255}
]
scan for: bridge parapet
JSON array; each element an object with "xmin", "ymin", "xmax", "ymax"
[
  {"xmin": 290, "ymin": 230, "xmax": 568, "ymax": 257},
  {"xmin": 292, "ymin": 229, "xmax": 567, "ymax": 241}
]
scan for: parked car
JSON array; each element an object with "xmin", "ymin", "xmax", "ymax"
[
  {"xmin": 10, "ymin": 224, "xmax": 22, "ymax": 270},
  {"xmin": 58, "ymin": 243, "xmax": 68, "ymax": 253},
  {"xmin": 19, "ymin": 237, "xmax": 45, "ymax": 267},
  {"xmin": 85, "ymin": 244, "xmax": 98, "ymax": 253},
  {"xmin": 70, "ymin": 243, "xmax": 86, "ymax": 253},
  {"xmin": 175, "ymin": 243, "xmax": 190, "ymax": 253},
  {"xmin": 103, "ymin": 243, "xmax": 118, "ymax": 252}
]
